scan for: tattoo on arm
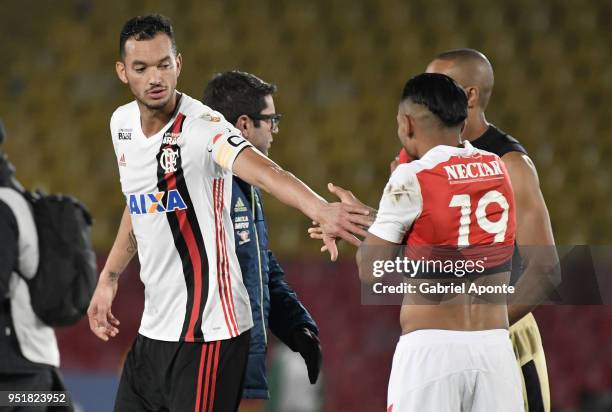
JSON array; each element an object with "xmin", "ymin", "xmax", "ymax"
[
  {"xmin": 370, "ymin": 208, "xmax": 378, "ymax": 220},
  {"xmin": 108, "ymin": 271, "xmax": 121, "ymax": 282},
  {"xmin": 127, "ymin": 230, "xmax": 138, "ymax": 255}
]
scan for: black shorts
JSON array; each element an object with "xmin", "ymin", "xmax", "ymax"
[{"xmin": 114, "ymin": 331, "xmax": 250, "ymax": 412}]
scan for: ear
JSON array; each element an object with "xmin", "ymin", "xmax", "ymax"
[
  {"xmin": 175, "ymin": 53, "xmax": 182, "ymax": 78},
  {"xmin": 115, "ymin": 61, "xmax": 127, "ymax": 84},
  {"xmin": 405, "ymin": 114, "xmax": 416, "ymax": 138},
  {"xmin": 116, "ymin": 61, "xmax": 128, "ymax": 84},
  {"xmin": 235, "ymin": 115, "xmax": 251, "ymax": 138},
  {"xmin": 465, "ymin": 87, "xmax": 479, "ymax": 109}
]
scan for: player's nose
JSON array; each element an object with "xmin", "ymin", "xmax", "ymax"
[{"xmin": 148, "ymin": 67, "xmax": 163, "ymax": 85}]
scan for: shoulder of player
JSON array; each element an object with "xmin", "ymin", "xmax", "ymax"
[
  {"xmin": 489, "ymin": 124, "xmax": 520, "ymax": 142},
  {"xmin": 402, "ymin": 146, "xmax": 460, "ymax": 175},
  {"xmin": 111, "ymin": 101, "xmax": 137, "ymax": 122},
  {"xmin": 182, "ymin": 113, "xmax": 242, "ymax": 143},
  {"xmin": 388, "ymin": 163, "xmax": 421, "ymax": 189},
  {"xmin": 472, "ymin": 146, "xmax": 502, "ymax": 161},
  {"xmin": 110, "ymin": 101, "xmax": 138, "ymax": 131},
  {"xmin": 500, "ymin": 151, "xmax": 539, "ymax": 180},
  {"xmin": 485, "ymin": 124, "xmax": 527, "ymax": 155}
]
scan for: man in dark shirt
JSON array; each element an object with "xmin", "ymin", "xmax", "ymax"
[{"xmin": 202, "ymin": 71, "xmax": 322, "ymax": 408}]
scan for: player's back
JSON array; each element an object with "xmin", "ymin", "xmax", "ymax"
[
  {"xmin": 401, "ymin": 142, "xmax": 516, "ymax": 250},
  {"xmin": 371, "ymin": 142, "xmax": 517, "ymax": 333}
]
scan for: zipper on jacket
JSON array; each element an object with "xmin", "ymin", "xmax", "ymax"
[{"xmin": 251, "ymin": 187, "xmax": 267, "ymax": 345}]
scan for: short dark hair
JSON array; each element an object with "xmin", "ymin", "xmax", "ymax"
[
  {"xmin": 119, "ymin": 14, "xmax": 176, "ymax": 59},
  {"xmin": 202, "ymin": 71, "xmax": 277, "ymax": 126},
  {"xmin": 401, "ymin": 73, "xmax": 467, "ymax": 127}
]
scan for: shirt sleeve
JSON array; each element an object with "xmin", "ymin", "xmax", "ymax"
[
  {"xmin": 368, "ymin": 165, "xmax": 423, "ymax": 243},
  {"xmin": 206, "ymin": 123, "xmax": 252, "ymax": 172}
]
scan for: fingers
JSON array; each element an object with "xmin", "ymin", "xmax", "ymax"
[
  {"xmin": 91, "ymin": 314, "xmax": 110, "ymax": 341},
  {"xmin": 108, "ymin": 311, "xmax": 121, "ymax": 326},
  {"xmin": 335, "ymin": 229, "xmax": 362, "ymax": 247},
  {"xmin": 327, "ymin": 182, "xmax": 344, "ymax": 198},
  {"xmin": 327, "ymin": 182, "xmax": 337, "ymax": 195},
  {"xmin": 323, "ymin": 237, "xmax": 338, "ymax": 261},
  {"xmin": 328, "ymin": 182, "xmax": 353, "ymax": 198},
  {"xmin": 87, "ymin": 305, "xmax": 99, "ymax": 338},
  {"xmin": 338, "ymin": 203, "xmax": 370, "ymax": 215},
  {"xmin": 327, "ymin": 182, "xmax": 347, "ymax": 201},
  {"xmin": 342, "ymin": 222, "xmax": 369, "ymax": 239},
  {"xmin": 346, "ymin": 213, "xmax": 375, "ymax": 228},
  {"xmin": 308, "ymin": 227, "xmax": 324, "ymax": 240},
  {"xmin": 105, "ymin": 312, "xmax": 120, "ymax": 336},
  {"xmin": 88, "ymin": 303, "xmax": 119, "ymax": 341}
]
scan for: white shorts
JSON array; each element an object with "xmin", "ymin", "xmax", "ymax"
[{"xmin": 387, "ymin": 329, "xmax": 524, "ymax": 412}]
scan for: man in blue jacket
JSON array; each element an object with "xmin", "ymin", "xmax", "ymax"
[{"xmin": 202, "ymin": 71, "xmax": 321, "ymax": 404}]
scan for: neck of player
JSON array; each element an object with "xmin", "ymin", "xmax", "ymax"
[
  {"xmin": 462, "ymin": 110, "xmax": 489, "ymax": 141},
  {"xmin": 416, "ymin": 130, "xmax": 462, "ymax": 158},
  {"xmin": 139, "ymin": 91, "xmax": 179, "ymax": 138}
]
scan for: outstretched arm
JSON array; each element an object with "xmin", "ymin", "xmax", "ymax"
[
  {"xmin": 308, "ymin": 183, "xmax": 377, "ymax": 247},
  {"xmin": 87, "ymin": 206, "xmax": 137, "ymax": 341},
  {"xmin": 233, "ymin": 148, "xmax": 373, "ymax": 261}
]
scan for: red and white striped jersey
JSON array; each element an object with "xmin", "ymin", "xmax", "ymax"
[
  {"xmin": 110, "ymin": 93, "xmax": 253, "ymax": 342},
  {"xmin": 370, "ymin": 142, "xmax": 516, "ymax": 267}
]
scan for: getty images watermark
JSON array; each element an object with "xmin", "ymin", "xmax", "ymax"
[
  {"xmin": 359, "ymin": 245, "xmax": 612, "ymax": 306},
  {"xmin": 370, "ymin": 256, "xmax": 516, "ymax": 296}
]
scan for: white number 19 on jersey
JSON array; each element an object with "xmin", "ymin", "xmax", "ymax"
[{"xmin": 449, "ymin": 190, "xmax": 510, "ymax": 246}]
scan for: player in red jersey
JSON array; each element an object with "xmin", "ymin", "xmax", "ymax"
[
  {"xmin": 425, "ymin": 49, "xmax": 556, "ymax": 412},
  {"xmin": 357, "ymin": 73, "xmax": 523, "ymax": 411},
  {"xmin": 322, "ymin": 50, "xmax": 556, "ymax": 411},
  {"xmin": 382, "ymin": 50, "xmax": 555, "ymax": 412}
]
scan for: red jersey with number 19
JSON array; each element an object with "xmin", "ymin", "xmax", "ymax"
[
  {"xmin": 110, "ymin": 93, "xmax": 253, "ymax": 343},
  {"xmin": 370, "ymin": 142, "xmax": 516, "ymax": 269}
]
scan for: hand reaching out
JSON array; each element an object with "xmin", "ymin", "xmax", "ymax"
[
  {"xmin": 309, "ymin": 183, "xmax": 377, "ymax": 259},
  {"xmin": 315, "ymin": 202, "xmax": 373, "ymax": 261}
]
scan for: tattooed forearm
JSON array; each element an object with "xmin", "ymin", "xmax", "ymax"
[
  {"xmin": 108, "ymin": 271, "xmax": 121, "ymax": 282},
  {"xmin": 127, "ymin": 230, "xmax": 138, "ymax": 255}
]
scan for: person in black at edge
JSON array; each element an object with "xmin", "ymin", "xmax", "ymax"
[
  {"xmin": 202, "ymin": 71, "xmax": 322, "ymax": 410},
  {"xmin": 0, "ymin": 120, "xmax": 73, "ymax": 411}
]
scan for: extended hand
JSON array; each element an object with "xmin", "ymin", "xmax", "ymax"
[
  {"xmin": 326, "ymin": 183, "xmax": 369, "ymax": 211},
  {"xmin": 316, "ymin": 202, "xmax": 372, "ymax": 261},
  {"xmin": 87, "ymin": 277, "xmax": 120, "ymax": 341},
  {"xmin": 309, "ymin": 184, "xmax": 376, "ymax": 253},
  {"xmin": 293, "ymin": 327, "xmax": 322, "ymax": 384}
]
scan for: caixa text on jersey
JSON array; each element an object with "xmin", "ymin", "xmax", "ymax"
[{"xmin": 127, "ymin": 190, "xmax": 187, "ymax": 215}]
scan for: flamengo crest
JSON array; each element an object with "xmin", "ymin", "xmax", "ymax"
[{"xmin": 160, "ymin": 147, "xmax": 179, "ymax": 174}]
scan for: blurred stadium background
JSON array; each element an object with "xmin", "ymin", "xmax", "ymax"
[{"xmin": 1, "ymin": 0, "xmax": 611, "ymax": 411}]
